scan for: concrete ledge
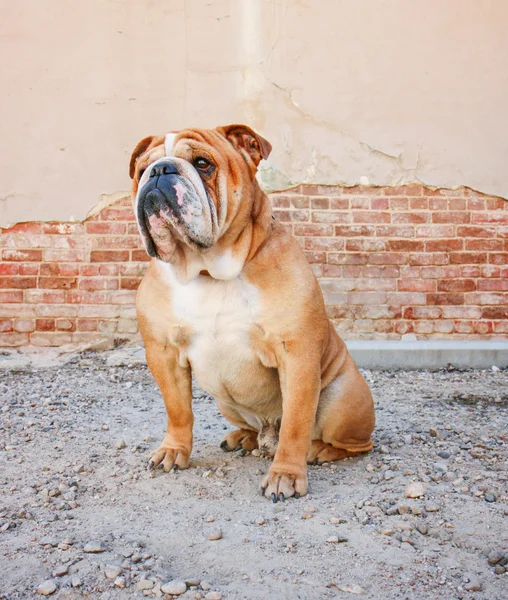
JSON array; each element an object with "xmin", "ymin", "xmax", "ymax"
[{"xmin": 346, "ymin": 340, "xmax": 508, "ymax": 370}]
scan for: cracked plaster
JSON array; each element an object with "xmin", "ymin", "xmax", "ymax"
[{"xmin": 1, "ymin": 0, "xmax": 507, "ymax": 226}]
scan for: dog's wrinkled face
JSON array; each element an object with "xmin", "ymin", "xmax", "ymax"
[{"xmin": 130, "ymin": 125, "xmax": 271, "ymax": 265}]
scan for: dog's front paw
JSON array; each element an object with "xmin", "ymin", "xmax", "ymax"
[
  {"xmin": 260, "ymin": 462, "xmax": 308, "ymax": 502},
  {"xmin": 148, "ymin": 443, "xmax": 191, "ymax": 472}
]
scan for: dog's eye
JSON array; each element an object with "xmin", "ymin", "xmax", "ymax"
[{"xmin": 193, "ymin": 157, "xmax": 214, "ymax": 174}]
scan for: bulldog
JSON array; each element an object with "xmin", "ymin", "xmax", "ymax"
[{"xmin": 129, "ymin": 124, "xmax": 375, "ymax": 502}]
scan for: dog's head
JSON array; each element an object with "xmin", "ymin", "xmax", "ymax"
[{"xmin": 129, "ymin": 125, "xmax": 271, "ymax": 278}]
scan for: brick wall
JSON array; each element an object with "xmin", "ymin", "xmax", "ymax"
[{"xmin": 1, "ymin": 185, "xmax": 507, "ymax": 347}]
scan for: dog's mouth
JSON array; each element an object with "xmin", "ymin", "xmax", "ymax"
[{"xmin": 135, "ymin": 160, "xmax": 218, "ymax": 260}]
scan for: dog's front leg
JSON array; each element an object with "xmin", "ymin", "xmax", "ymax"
[
  {"xmin": 261, "ymin": 341, "xmax": 320, "ymax": 501},
  {"xmin": 145, "ymin": 338, "xmax": 193, "ymax": 471}
]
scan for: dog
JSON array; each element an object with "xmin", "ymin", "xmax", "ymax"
[{"xmin": 129, "ymin": 124, "xmax": 375, "ymax": 502}]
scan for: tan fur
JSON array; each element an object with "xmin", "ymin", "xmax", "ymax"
[{"xmin": 131, "ymin": 125, "xmax": 375, "ymax": 501}]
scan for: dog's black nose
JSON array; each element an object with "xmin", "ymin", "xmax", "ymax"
[{"xmin": 150, "ymin": 162, "xmax": 179, "ymax": 177}]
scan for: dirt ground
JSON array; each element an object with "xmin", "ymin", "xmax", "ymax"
[{"xmin": 0, "ymin": 346, "xmax": 507, "ymax": 600}]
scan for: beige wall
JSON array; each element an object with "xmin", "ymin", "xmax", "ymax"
[{"xmin": 1, "ymin": 0, "xmax": 507, "ymax": 226}]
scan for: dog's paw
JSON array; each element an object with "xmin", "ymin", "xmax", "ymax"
[
  {"xmin": 148, "ymin": 444, "xmax": 191, "ymax": 472},
  {"xmin": 220, "ymin": 429, "xmax": 258, "ymax": 453},
  {"xmin": 260, "ymin": 463, "xmax": 308, "ymax": 502}
]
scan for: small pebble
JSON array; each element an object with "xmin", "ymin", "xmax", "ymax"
[
  {"xmin": 384, "ymin": 470, "xmax": 395, "ymax": 480},
  {"xmin": 105, "ymin": 565, "xmax": 122, "ymax": 579},
  {"xmin": 161, "ymin": 580, "xmax": 187, "ymax": 595},
  {"xmin": 464, "ymin": 576, "xmax": 482, "ymax": 591},
  {"xmin": 115, "ymin": 439, "xmax": 127, "ymax": 449},
  {"xmin": 83, "ymin": 541, "xmax": 106, "ymax": 553},
  {"xmin": 424, "ymin": 502, "xmax": 440, "ymax": 512},
  {"xmin": 484, "ymin": 493, "xmax": 496, "ymax": 503},
  {"xmin": 37, "ymin": 581, "xmax": 57, "ymax": 596},
  {"xmin": 53, "ymin": 565, "xmax": 68, "ymax": 577},
  {"xmin": 114, "ymin": 577, "xmax": 126, "ymax": 588},
  {"xmin": 207, "ymin": 529, "xmax": 223, "ymax": 541},
  {"xmin": 205, "ymin": 592, "xmax": 222, "ymax": 600},
  {"xmin": 135, "ymin": 579, "xmax": 154, "ymax": 591},
  {"xmin": 487, "ymin": 550, "xmax": 505, "ymax": 565},
  {"xmin": 406, "ymin": 482, "xmax": 426, "ymax": 498},
  {"xmin": 256, "ymin": 517, "xmax": 265, "ymax": 525}
]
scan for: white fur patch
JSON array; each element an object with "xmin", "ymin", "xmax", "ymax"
[
  {"xmin": 165, "ymin": 133, "xmax": 176, "ymax": 156},
  {"xmin": 204, "ymin": 249, "xmax": 244, "ymax": 280}
]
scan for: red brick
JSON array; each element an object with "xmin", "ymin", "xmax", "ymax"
[
  {"xmin": 322, "ymin": 265, "xmax": 342, "ymax": 277},
  {"xmin": 472, "ymin": 212, "xmax": 508, "ymax": 224},
  {"xmin": 19, "ymin": 264, "xmax": 39, "ymax": 276},
  {"xmin": 294, "ymin": 224, "xmax": 334, "ymax": 237},
  {"xmin": 39, "ymin": 277, "xmax": 77, "ymax": 290},
  {"xmin": 0, "ymin": 320, "xmax": 13, "ymax": 332},
  {"xmin": 1, "ymin": 222, "xmax": 42, "ymax": 234},
  {"xmin": 429, "ymin": 198, "xmax": 447, "ymax": 210},
  {"xmin": 289, "ymin": 197, "xmax": 310, "ymax": 209},
  {"xmin": 0, "ymin": 291, "xmax": 23, "ymax": 303},
  {"xmin": 351, "ymin": 198, "xmax": 369, "ymax": 209},
  {"xmin": 390, "ymin": 198, "xmax": 409, "ymax": 210},
  {"xmin": 441, "ymin": 306, "xmax": 482, "ymax": 319},
  {"xmin": 369, "ymin": 253, "xmax": 407, "ymax": 265},
  {"xmin": 478, "ymin": 280, "xmax": 508, "ymax": 291},
  {"xmin": 0, "ymin": 277, "xmax": 36, "ymax": 289},
  {"xmin": 467, "ymin": 198, "xmax": 485, "ymax": 211},
  {"xmin": 25, "ymin": 290, "xmax": 65, "ymax": 304},
  {"xmin": 489, "ymin": 253, "xmax": 508, "ymax": 264},
  {"xmin": 305, "ymin": 251, "xmax": 326, "ymax": 264},
  {"xmin": 330, "ymin": 199, "xmax": 349, "ymax": 210},
  {"xmin": 312, "ymin": 211, "xmax": 350, "ymax": 224},
  {"xmin": 363, "ymin": 266, "xmax": 400, "ymax": 278},
  {"xmin": 343, "ymin": 185, "xmax": 376, "ymax": 195},
  {"xmin": 2, "ymin": 249, "xmax": 42, "ymax": 262},
  {"xmin": 120, "ymin": 278, "xmax": 142, "ymax": 290},
  {"xmin": 384, "ymin": 184, "xmax": 423, "ymax": 196},
  {"xmin": 42, "ymin": 223, "xmax": 84, "ymax": 235},
  {"xmin": 409, "ymin": 198, "xmax": 428, "ymax": 209},
  {"xmin": 36, "ymin": 318, "xmax": 55, "ymax": 332},
  {"xmin": 387, "ymin": 293, "xmax": 426, "ymax": 305},
  {"xmin": 371, "ymin": 198, "xmax": 389, "ymax": 210},
  {"xmin": 392, "ymin": 213, "xmax": 429, "ymax": 224},
  {"xmin": 437, "ymin": 279, "xmax": 476, "ymax": 292},
  {"xmin": 78, "ymin": 278, "xmax": 119, "ymax": 291},
  {"xmin": 387, "ymin": 240, "xmax": 424, "ymax": 252},
  {"xmin": 86, "ymin": 222, "xmax": 127, "ymax": 234},
  {"xmin": 415, "ymin": 225, "xmax": 455, "ymax": 238},
  {"xmin": 403, "ymin": 307, "xmax": 442, "ymax": 319},
  {"xmin": 448, "ymin": 199, "xmax": 467, "ymax": 210},
  {"xmin": 44, "ymin": 249, "xmax": 87, "ymax": 262},
  {"xmin": 334, "ymin": 225, "xmax": 375, "ymax": 237},
  {"xmin": 77, "ymin": 318, "xmax": 98, "ymax": 332},
  {"xmin": 352, "ymin": 211, "xmax": 390, "ymax": 223},
  {"xmin": 66, "ymin": 291, "xmax": 109, "ymax": 304},
  {"xmin": 311, "ymin": 198, "xmax": 330, "ymax": 209},
  {"xmin": 108, "ymin": 290, "xmax": 137, "ymax": 304},
  {"xmin": 342, "ymin": 266, "xmax": 363, "ymax": 278},
  {"xmin": 465, "ymin": 239, "xmax": 503, "ymax": 251},
  {"xmin": 449, "ymin": 252, "xmax": 487, "ymax": 264},
  {"xmin": 398, "ymin": 280, "xmax": 436, "ymax": 292},
  {"xmin": 419, "ymin": 266, "xmax": 460, "ymax": 278},
  {"xmin": 90, "ymin": 250, "xmax": 129, "ymax": 262},
  {"xmin": 56, "ymin": 319, "xmax": 75, "ymax": 331},
  {"xmin": 99, "ymin": 208, "xmax": 134, "ymax": 221},
  {"xmin": 481, "ymin": 306, "xmax": 508, "ymax": 319},
  {"xmin": 131, "ymin": 250, "xmax": 150, "ymax": 262},
  {"xmin": 457, "ymin": 225, "xmax": 496, "ymax": 238},
  {"xmin": 375, "ymin": 226, "xmax": 414, "ymax": 237},
  {"xmin": 305, "ymin": 238, "xmax": 344, "ymax": 251},
  {"xmin": 0, "ymin": 263, "xmax": 19, "ymax": 275},
  {"xmin": 328, "ymin": 253, "xmax": 368, "ymax": 265},
  {"xmin": 425, "ymin": 239, "xmax": 463, "ymax": 252},
  {"xmin": 91, "ymin": 236, "xmax": 141, "ymax": 249},
  {"xmin": 346, "ymin": 240, "xmax": 386, "ymax": 252},
  {"xmin": 270, "ymin": 196, "xmax": 289, "ymax": 208},
  {"xmin": 485, "ymin": 198, "xmax": 507, "ymax": 210},
  {"xmin": 0, "ymin": 332, "xmax": 29, "ymax": 346},
  {"xmin": 460, "ymin": 266, "xmax": 481, "ymax": 278},
  {"xmin": 432, "ymin": 212, "xmax": 470, "ymax": 224},
  {"xmin": 427, "ymin": 293, "xmax": 464, "ymax": 306}
]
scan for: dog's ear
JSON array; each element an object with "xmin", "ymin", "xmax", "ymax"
[
  {"xmin": 129, "ymin": 136, "xmax": 155, "ymax": 179},
  {"xmin": 218, "ymin": 124, "xmax": 272, "ymax": 167}
]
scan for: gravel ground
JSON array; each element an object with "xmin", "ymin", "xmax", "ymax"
[{"xmin": 0, "ymin": 347, "xmax": 507, "ymax": 599}]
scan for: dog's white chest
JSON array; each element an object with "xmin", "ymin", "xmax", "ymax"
[{"xmin": 160, "ymin": 263, "xmax": 264, "ymax": 396}]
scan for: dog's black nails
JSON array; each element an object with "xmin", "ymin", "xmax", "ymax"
[
  {"xmin": 312, "ymin": 459, "xmax": 318, "ymax": 466},
  {"xmin": 294, "ymin": 492, "xmax": 300, "ymax": 499},
  {"xmin": 234, "ymin": 444, "xmax": 242, "ymax": 452},
  {"xmin": 271, "ymin": 493, "xmax": 277, "ymax": 504},
  {"xmin": 279, "ymin": 493, "xmax": 285, "ymax": 503},
  {"xmin": 260, "ymin": 487, "xmax": 266, "ymax": 496},
  {"xmin": 157, "ymin": 463, "xmax": 164, "ymax": 470},
  {"xmin": 148, "ymin": 460, "xmax": 154, "ymax": 470},
  {"xmin": 220, "ymin": 440, "xmax": 229, "ymax": 451}
]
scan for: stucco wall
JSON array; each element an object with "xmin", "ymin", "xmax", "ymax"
[{"xmin": 1, "ymin": 0, "xmax": 507, "ymax": 226}]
